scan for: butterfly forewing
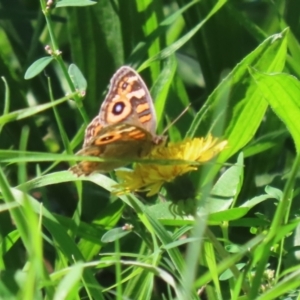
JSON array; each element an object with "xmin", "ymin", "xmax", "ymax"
[
  {"xmin": 99, "ymin": 66, "xmax": 157, "ymax": 135},
  {"xmin": 83, "ymin": 116, "xmax": 103, "ymax": 147},
  {"xmin": 70, "ymin": 66, "xmax": 165, "ymax": 176},
  {"xmin": 70, "ymin": 124, "xmax": 154, "ymax": 176}
]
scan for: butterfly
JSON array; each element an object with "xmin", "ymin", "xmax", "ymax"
[{"xmin": 70, "ymin": 66, "xmax": 165, "ymax": 176}]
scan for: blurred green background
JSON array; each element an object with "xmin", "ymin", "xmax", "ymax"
[{"xmin": 1, "ymin": 0, "xmax": 300, "ymax": 299}]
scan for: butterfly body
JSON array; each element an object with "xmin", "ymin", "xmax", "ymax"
[{"xmin": 70, "ymin": 66, "xmax": 164, "ymax": 176}]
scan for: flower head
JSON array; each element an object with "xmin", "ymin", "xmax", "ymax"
[{"xmin": 114, "ymin": 135, "xmax": 227, "ymax": 196}]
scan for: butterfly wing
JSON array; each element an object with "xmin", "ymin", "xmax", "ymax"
[
  {"xmin": 83, "ymin": 66, "xmax": 157, "ymax": 147},
  {"xmin": 98, "ymin": 66, "xmax": 157, "ymax": 135},
  {"xmin": 70, "ymin": 66, "xmax": 162, "ymax": 176},
  {"xmin": 70, "ymin": 124, "xmax": 154, "ymax": 176}
]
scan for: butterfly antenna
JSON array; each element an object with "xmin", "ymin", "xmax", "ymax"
[{"xmin": 161, "ymin": 103, "xmax": 192, "ymax": 135}]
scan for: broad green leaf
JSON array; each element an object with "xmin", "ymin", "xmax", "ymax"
[
  {"xmin": 190, "ymin": 30, "xmax": 287, "ymax": 141},
  {"xmin": 265, "ymin": 185, "xmax": 283, "ymax": 201},
  {"xmin": 189, "ymin": 30, "xmax": 288, "ymax": 188},
  {"xmin": 219, "ymin": 263, "xmax": 246, "ymax": 280},
  {"xmin": 209, "ymin": 193, "xmax": 276, "ymax": 224},
  {"xmin": 24, "ymin": 56, "xmax": 54, "ymax": 79},
  {"xmin": 56, "ymin": 0, "xmax": 96, "ymax": 7},
  {"xmin": 208, "ymin": 207, "xmax": 250, "ymax": 224},
  {"xmin": 101, "ymin": 227, "xmax": 131, "ymax": 243},
  {"xmin": 250, "ymin": 70, "xmax": 300, "ymax": 153},
  {"xmin": 240, "ymin": 194, "xmax": 275, "ymax": 208},
  {"xmin": 203, "ymin": 155, "xmax": 244, "ymax": 213},
  {"xmin": 68, "ymin": 63, "xmax": 87, "ymax": 93}
]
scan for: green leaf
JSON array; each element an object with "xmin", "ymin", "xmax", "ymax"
[
  {"xmin": 24, "ymin": 57, "xmax": 54, "ymax": 79},
  {"xmin": 152, "ymin": 55, "xmax": 177, "ymax": 128},
  {"xmin": 68, "ymin": 63, "xmax": 87, "ymax": 93},
  {"xmin": 205, "ymin": 155, "xmax": 244, "ymax": 213},
  {"xmin": 219, "ymin": 263, "xmax": 246, "ymax": 280},
  {"xmin": 265, "ymin": 185, "xmax": 282, "ymax": 201},
  {"xmin": 257, "ymin": 269, "xmax": 300, "ymax": 300},
  {"xmin": 189, "ymin": 30, "xmax": 287, "ymax": 141},
  {"xmin": 208, "ymin": 207, "xmax": 249, "ymax": 224},
  {"xmin": 140, "ymin": 0, "xmax": 227, "ymax": 69},
  {"xmin": 55, "ymin": 0, "xmax": 97, "ymax": 7},
  {"xmin": 240, "ymin": 194, "xmax": 275, "ymax": 208},
  {"xmin": 5, "ymin": 187, "xmax": 105, "ymax": 299},
  {"xmin": 53, "ymin": 263, "xmax": 84, "ymax": 300},
  {"xmin": 189, "ymin": 29, "xmax": 288, "ymax": 188},
  {"xmin": 67, "ymin": 0, "xmax": 123, "ymax": 114},
  {"xmin": 0, "ymin": 230, "xmax": 20, "ymax": 269},
  {"xmin": 101, "ymin": 227, "xmax": 131, "ymax": 243},
  {"xmin": 0, "ymin": 94, "xmax": 72, "ymax": 125},
  {"xmin": 250, "ymin": 70, "xmax": 300, "ymax": 153}
]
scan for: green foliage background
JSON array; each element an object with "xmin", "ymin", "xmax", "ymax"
[{"xmin": 1, "ymin": 0, "xmax": 300, "ymax": 299}]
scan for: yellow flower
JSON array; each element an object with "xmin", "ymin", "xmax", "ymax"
[{"xmin": 114, "ymin": 135, "xmax": 227, "ymax": 196}]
